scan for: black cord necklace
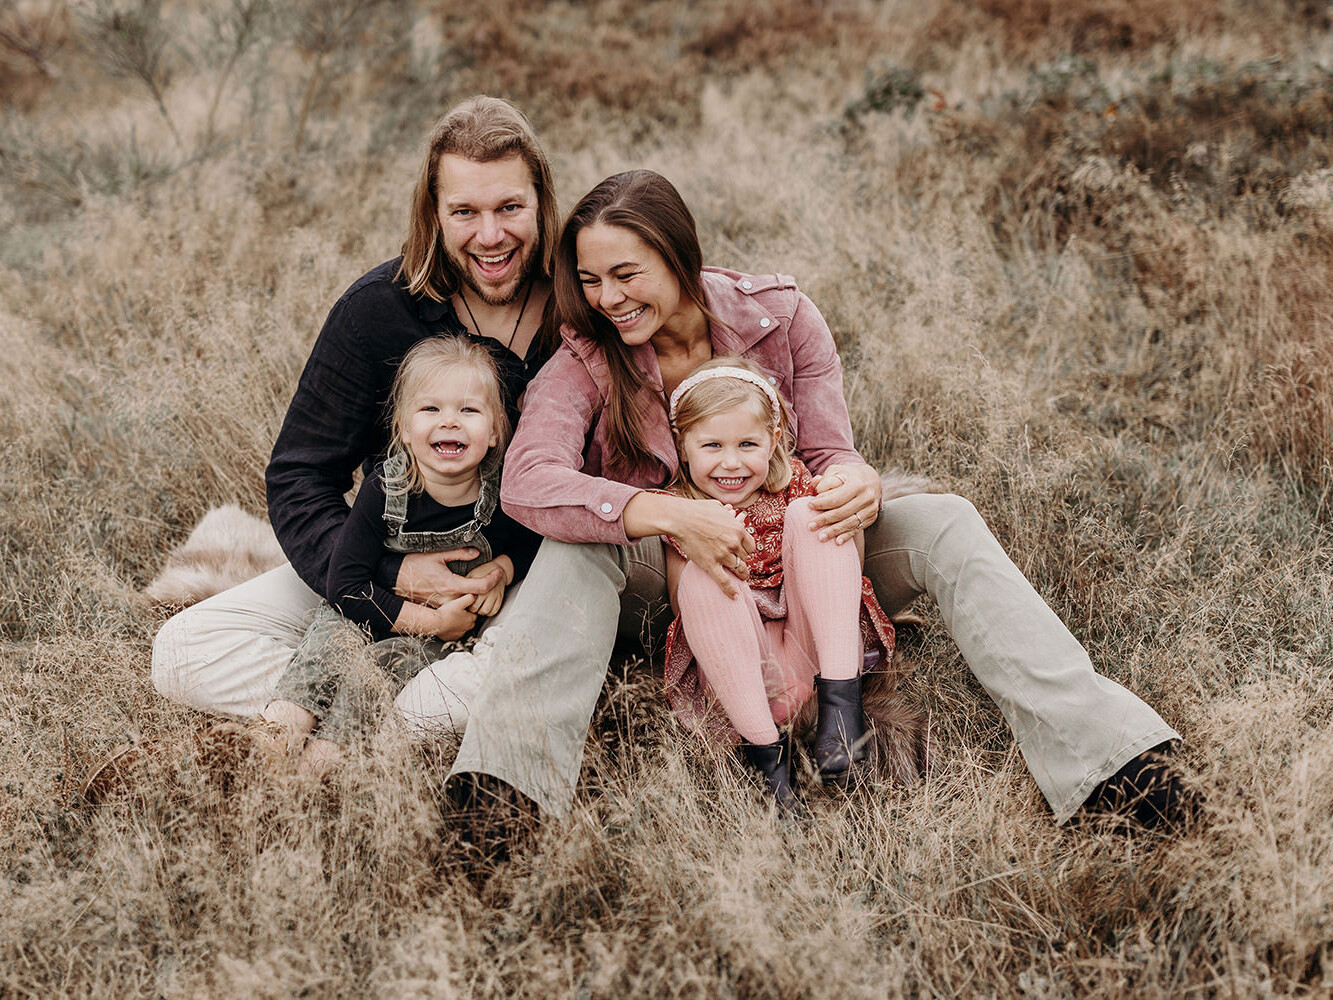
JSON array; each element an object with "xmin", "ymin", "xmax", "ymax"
[{"xmin": 458, "ymin": 279, "xmax": 534, "ymax": 354}]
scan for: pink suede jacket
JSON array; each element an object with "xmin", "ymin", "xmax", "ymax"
[{"xmin": 501, "ymin": 266, "xmax": 868, "ymax": 544}]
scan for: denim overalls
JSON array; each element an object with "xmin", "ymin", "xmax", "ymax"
[{"xmin": 379, "ymin": 451, "xmax": 500, "ymax": 576}]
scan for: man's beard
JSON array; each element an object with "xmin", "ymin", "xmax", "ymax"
[{"xmin": 450, "ymin": 245, "xmax": 535, "ymax": 307}]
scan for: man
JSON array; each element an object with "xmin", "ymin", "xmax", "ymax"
[{"xmin": 152, "ymin": 97, "xmax": 567, "ymax": 809}]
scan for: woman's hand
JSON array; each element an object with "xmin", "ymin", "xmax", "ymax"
[
  {"xmin": 808, "ymin": 463, "xmax": 882, "ymax": 546},
  {"xmin": 623, "ymin": 492, "xmax": 756, "ymax": 598},
  {"xmin": 663, "ymin": 497, "xmax": 756, "ymax": 599}
]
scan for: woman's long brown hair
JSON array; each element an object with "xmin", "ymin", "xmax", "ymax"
[{"xmin": 552, "ymin": 170, "xmax": 730, "ymax": 476}]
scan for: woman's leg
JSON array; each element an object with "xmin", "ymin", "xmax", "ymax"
[
  {"xmin": 435, "ymin": 536, "xmax": 666, "ymax": 819},
  {"xmin": 151, "ymin": 563, "xmax": 321, "ymax": 717},
  {"xmin": 861, "ymin": 492, "xmax": 1178, "ymax": 823},
  {"xmin": 675, "ymin": 562, "xmax": 780, "ymax": 745},
  {"xmin": 618, "ymin": 536, "xmax": 673, "ymax": 652}
]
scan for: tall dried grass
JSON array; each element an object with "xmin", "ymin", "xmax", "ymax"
[{"xmin": 2, "ymin": 0, "xmax": 1331, "ymax": 996}]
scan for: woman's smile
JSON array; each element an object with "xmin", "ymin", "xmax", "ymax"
[
  {"xmin": 607, "ymin": 304, "xmax": 646, "ymax": 328},
  {"xmin": 576, "ymin": 222, "xmax": 703, "ymax": 345}
]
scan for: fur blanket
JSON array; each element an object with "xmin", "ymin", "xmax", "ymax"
[
  {"xmin": 143, "ymin": 505, "xmax": 285, "ymax": 608},
  {"xmin": 880, "ymin": 468, "xmax": 939, "ymax": 501}
]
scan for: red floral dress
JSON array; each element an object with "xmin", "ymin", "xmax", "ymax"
[{"xmin": 663, "ymin": 458, "xmax": 895, "ymax": 745}]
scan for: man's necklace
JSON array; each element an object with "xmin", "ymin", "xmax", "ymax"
[{"xmin": 458, "ymin": 279, "xmax": 533, "ymax": 354}]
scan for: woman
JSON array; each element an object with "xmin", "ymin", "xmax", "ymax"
[{"xmin": 446, "ymin": 169, "xmax": 1191, "ymax": 829}]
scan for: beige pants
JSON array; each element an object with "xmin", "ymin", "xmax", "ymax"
[
  {"xmin": 861, "ymin": 494, "xmax": 1176, "ymax": 822},
  {"xmin": 151, "ymin": 493, "xmax": 1175, "ymax": 823}
]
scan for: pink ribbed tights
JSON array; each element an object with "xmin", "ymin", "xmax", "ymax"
[{"xmin": 675, "ymin": 496, "xmax": 862, "ymax": 744}]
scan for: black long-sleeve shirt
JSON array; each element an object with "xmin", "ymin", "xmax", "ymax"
[{"xmin": 265, "ymin": 258, "xmax": 539, "ymax": 595}]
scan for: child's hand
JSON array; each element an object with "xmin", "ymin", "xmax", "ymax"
[
  {"xmin": 465, "ymin": 558, "xmax": 511, "ymax": 617},
  {"xmin": 468, "ymin": 578, "xmax": 506, "ymax": 617},
  {"xmin": 431, "ymin": 594, "xmax": 478, "ymax": 641}
]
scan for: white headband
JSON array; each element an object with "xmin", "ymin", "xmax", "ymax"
[{"xmin": 668, "ymin": 366, "xmax": 782, "ymax": 427}]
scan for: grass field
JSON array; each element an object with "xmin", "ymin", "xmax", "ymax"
[{"xmin": 2, "ymin": 1, "xmax": 1331, "ymax": 996}]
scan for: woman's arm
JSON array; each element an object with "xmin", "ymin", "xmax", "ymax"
[
  {"xmin": 502, "ymin": 345, "xmax": 755, "ymax": 595},
  {"xmin": 501, "ymin": 347, "xmax": 654, "ymax": 544},
  {"xmin": 785, "ymin": 290, "xmax": 867, "ymax": 475},
  {"xmin": 784, "ymin": 290, "xmax": 882, "ymax": 543}
]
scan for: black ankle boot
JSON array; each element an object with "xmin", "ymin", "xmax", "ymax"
[
  {"xmin": 813, "ymin": 675, "xmax": 868, "ymax": 785},
  {"xmin": 1083, "ymin": 742, "xmax": 1204, "ymax": 832},
  {"xmin": 739, "ymin": 732, "xmax": 801, "ymax": 815}
]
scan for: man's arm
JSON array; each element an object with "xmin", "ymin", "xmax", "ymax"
[{"xmin": 265, "ymin": 269, "xmax": 416, "ymax": 594}]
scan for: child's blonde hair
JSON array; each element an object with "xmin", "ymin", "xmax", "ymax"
[
  {"xmin": 668, "ymin": 356, "xmax": 793, "ymax": 500},
  {"xmin": 386, "ymin": 337, "xmax": 510, "ymax": 495}
]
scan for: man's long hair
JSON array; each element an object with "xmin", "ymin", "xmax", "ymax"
[{"xmin": 398, "ymin": 96, "xmax": 559, "ymax": 302}]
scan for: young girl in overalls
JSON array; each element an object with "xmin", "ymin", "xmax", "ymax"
[
  {"xmin": 260, "ymin": 336, "xmax": 540, "ymax": 776},
  {"xmin": 663, "ymin": 358, "xmax": 911, "ymax": 812}
]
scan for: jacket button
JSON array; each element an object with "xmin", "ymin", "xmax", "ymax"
[
  {"xmin": 768, "ymin": 376, "xmax": 777, "ymax": 384},
  {"xmin": 741, "ymin": 280, "xmax": 753, "ymax": 290},
  {"xmin": 759, "ymin": 317, "xmax": 771, "ymax": 328},
  {"xmin": 600, "ymin": 502, "xmax": 613, "ymax": 514}
]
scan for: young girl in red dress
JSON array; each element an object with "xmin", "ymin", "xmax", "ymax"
[{"xmin": 662, "ymin": 357, "xmax": 905, "ymax": 811}]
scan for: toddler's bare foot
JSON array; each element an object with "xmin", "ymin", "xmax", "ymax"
[
  {"xmin": 260, "ymin": 699, "xmax": 318, "ymax": 755},
  {"xmin": 297, "ymin": 737, "xmax": 343, "ymax": 780}
]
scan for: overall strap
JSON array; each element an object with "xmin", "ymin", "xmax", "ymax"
[
  {"xmin": 469, "ymin": 451, "xmax": 501, "ymax": 531},
  {"xmin": 380, "ymin": 453, "xmax": 411, "ymax": 538},
  {"xmin": 380, "ymin": 453, "xmax": 503, "ymax": 551}
]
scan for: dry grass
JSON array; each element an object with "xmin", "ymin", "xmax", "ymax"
[{"xmin": 2, "ymin": 0, "xmax": 1332, "ymax": 996}]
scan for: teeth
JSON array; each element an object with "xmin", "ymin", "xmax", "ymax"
[
  {"xmin": 610, "ymin": 305, "xmax": 645, "ymax": 324},
  {"xmin": 475, "ymin": 251, "xmax": 512, "ymax": 264}
]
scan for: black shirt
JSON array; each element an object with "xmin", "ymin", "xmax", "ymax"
[{"xmin": 265, "ymin": 258, "xmax": 544, "ymax": 595}]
